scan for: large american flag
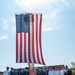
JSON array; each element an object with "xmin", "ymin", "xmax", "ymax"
[{"xmin": 16, "ymin": 13, "xmax": 45, "ymax": 65}]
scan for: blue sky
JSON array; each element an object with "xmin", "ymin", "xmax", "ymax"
[{"xmin": 0, "ymin": 0, "xmax": 75, "ymax": 71}]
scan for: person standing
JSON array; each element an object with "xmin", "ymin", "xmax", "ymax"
[
  {"xmin": 23, "ymin": 67, "xmax": 29, "ymax": 75},
  {"xmin": 61, "ymin": 66, "xmax": 65, "ymax": 75},
  {"xmin": 43, "ymin": 67, "xmax": 48, "ymax": 75},
  {"xmin": 65, "ymin": 66, "xmax": 72, "ymax": 75},
  {"xmin": 14, "ymin": 69, "xmax": 19, "ymax": 75},
  {"xmin": 29, "ymin": 68, "xmax": 37, "ymax": 75},
  {"xmin": 3, "ymin": 67, "xmax": 10, "ymax": 75},
  {"xmin": 10, "ymin": 67, "xmax": 15, "ymax": 75},
  {"xmin": 48, "ymin": 66, "xmax": 53, "ymax": 75},
  {"xmin": 37, "ymin": 67, "xmax": 45, "ymax": 75}
]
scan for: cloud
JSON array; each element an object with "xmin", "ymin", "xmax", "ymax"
[
  {"xmin": 2, "ymin": 0, "xmax": 64, "ymax": 32},
  {"xmin": 15, "ymin": 0, "xmax": 51, "ymax": 11},
  {"xmin": 1, "ymin": 17, "xmax": 15, "ymax": 31},
  {"xmin": 0, "ymin": 35, "xmax": 8, "ymax": 40},
  {"xmin": 42, "ymin": 8, "xmax": 60, "ymax": 31},
  {"xmin": 42, "ymin": 25, "xmax": 60, "ymax": 31},
  {"xmin": 15, "ymin": 0, "xmax": 62, "ymax": 32},
  {"xmin": 12, "ymin": 26, "xmax": 16, "ymax": 32},
  {"xmin": 1, "ymin": 18, "xmax": 9, "ymax": 31},
  {"xmin": 15, "ymin": 0, "xmax": 75, "ymax": 11},
  {"xmin": 60, "ymin": 0, "xmax": 75, "ymax": 8},
  {"xmin": 10, "ymin": 17, "xmax": 15, "ymax": 23}
]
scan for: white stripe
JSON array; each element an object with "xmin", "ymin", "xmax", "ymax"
[
  {"xmin": 30, "ymin": 15, "xmax": 34, "ymax": 63},
  {"xmin": 34, "ymin": 15, "xmax": 38, "ymax": 63},
  {"xmin": 22, "ymin": 33, "xmax": 24, "ymax": 62},
  {"xmin": 26, "ymin": 33, "xmax": 29, "ymax": 63},
  {"xmin": 18, "ymin": 33, "xmax": 20, "ymax": 63},
  {"xmin": 38, "ymin": 14, "xmax": 43, "ymax": 64}
]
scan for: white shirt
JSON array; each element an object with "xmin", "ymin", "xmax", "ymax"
[
  {"xmin": 57, "ymin": 70, "xmax": 61, "ymax": 75},
  {"xmin": 48, "ymin": 70, "xmax": 54, "ymax": 75},
  {"xmin": 52, "ymin": 70, "xmax": 56, "ymax": 75},
  {"xmin": 63, "ymin": 69, "xmax": 67, "ymax": 73},
  {"xmin": 61, "ymin": 70, "xmax": 64, "ymax": 75},
  {"xmin": 55, "ymin": 70, "xmax": 58, "ymax": 75},
  {"xmin": 3, "ymin": 70, "xmax": 10, "ymax": 75}
]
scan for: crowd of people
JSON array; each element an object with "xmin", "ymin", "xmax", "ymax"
[{"xmin": 3, "ymin": 65, "xmax": 72, "ymax": 75}]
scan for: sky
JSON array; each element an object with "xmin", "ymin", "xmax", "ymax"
[{"xmin": 0, "ymin": 0, "xmax": 75, "ymax": 71}]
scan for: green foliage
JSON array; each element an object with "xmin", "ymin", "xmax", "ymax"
[
  {"xmin": 71, "ymin": 62, "xmax": 75, "ymax": 68},
  {"xmin": 71, "ymin": 62, "xmax": 75, "ymax": 65}
]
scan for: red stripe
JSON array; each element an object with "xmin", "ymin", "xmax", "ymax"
[
  {"xmin": 28, "ymin": 33, "xmax": 31, "ymax": 63},
  {"xmin": 20, "ymin": 33, "xmax": 22, "ymax": 63},
  {"xmin": 32, "ymin": 14, "xmax": 36, "ymax": 63},
  {"xmin": 36, "ymin": 14, "xmax": 41, "ymax": 64},
  {"xmin": 16, "ymin": 33, "xmax": 18, "ymax": 63},
  {"xmin": 24, "ymin": 33, "xmax": 26, "ymax": 62},
  {"xmin": 39, "ymin": 14, "xmax": 45, "ymax": 65},
  {"xmin": 16, "ymin": 14, "xmax": 45, "ymax": 64}
]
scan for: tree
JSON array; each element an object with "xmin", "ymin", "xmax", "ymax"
[{"xmin": 71, "ymin": 62, "xmax": 75, "ymax": 68}]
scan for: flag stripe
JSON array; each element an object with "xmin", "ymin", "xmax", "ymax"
[
  {"xmin": 30, "ymin": 15, "xmax": 34, "ymax": 63},
  {"xmin": 16, "ymin": 33, "xmax": 18, "ymax": 63},
  {"xmin": 18, "ymin": 33, "xmax": 20, "ymax": 63},
  {"xmin": 24, "ymin": 33, "xmax": 26, "ymax": 62},
  {"xmin": 28, "ymin": 33, "xmax": 31, "ymax": 63},
  {"xmin": 20, "ymin": 33, "xmax": 22, "ymax": 62},
  {"xmin": 26, "ymin": 33, "xmax": 29, "ymax": 63},
  {"xmin": 34, "ymin": 15, "xmax": 38, "ymax": 63},
  {"xmin": 38, "ymin": 14, "xmax": 42, "ymax": 64},
  {"xmin": 39, "ymin": 14, "xmax": 45, "ymax": 65},
  {"xmin": 32, "ymin": 14, "xmax": 36, "ymax": 63},
  {"xmin": 36, "ymin": 14, "xmax": 41, "ymax": 64},
  {"xmin": 16, "ymin": 14, "xmax": 45, "ymax": 65},
  {"xmin": 22, "ymin": 33, "xmax": 24, "ymax": 62}
]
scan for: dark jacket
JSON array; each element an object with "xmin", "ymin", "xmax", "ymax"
[{"xmin": 66, "ymin": 69, "xmax": 72, "ymax": 75}]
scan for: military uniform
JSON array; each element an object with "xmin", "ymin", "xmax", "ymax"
[
  {"xmin": 23, "ymin": 71, "xmax": 29, "ymax": 75},
  {"xmin": 37, "ymin": 71, "xmax": 45, "ymax": 75},
  {"xmin": 10, "ymin": 71, "xmax": 15, "ymax": 75},
  {"xmin": 18, "ymin": 71, "xmax": 23, "ymax": 75}
]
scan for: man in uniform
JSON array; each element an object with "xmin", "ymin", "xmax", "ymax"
[
  {"xmin": 18, "ymin": 68, "xmax": 23, "ymax": 75},
  {"xmin": 37, "ymin": 67, "xmax": 45, "ymax": 75},
  {"xmin": 23, "ymin": 67, "xmax": 29, "ymax": 75},
  {"xmin": 43, "ymin": 67, "xmax": 48, "ymax": 75},
  {"xmin": 10, "ymin": 67, "xmax": 15, "ymax": 75},
  {"xmin": 65, "ymin": 66, "xmax": 72, "ymax": 75}
]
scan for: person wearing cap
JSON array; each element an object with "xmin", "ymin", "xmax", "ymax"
[{"xmin": 3, "ymin": 67, "xmax": 10, "ymax": 75}]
